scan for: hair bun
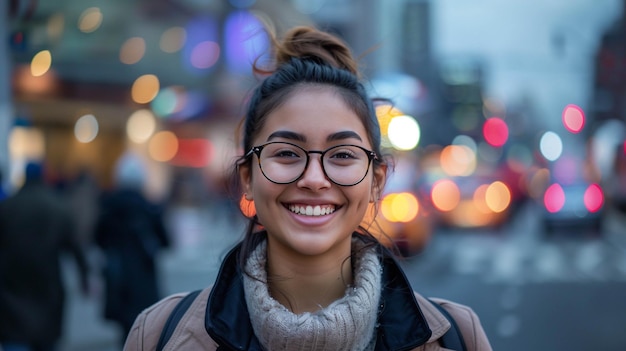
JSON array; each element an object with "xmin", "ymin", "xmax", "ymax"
[{"xmin": 274, "ymin": 26, "xmax": 358, "ymax": 76}]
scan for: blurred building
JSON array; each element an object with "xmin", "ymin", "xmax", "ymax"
[
  {"xmin": 2, "ymin": 0, "xmax": 623, "ymax": 202},
  {"xmin": 6, "ymin": 0, "xmax": 317, "ymax": 199},
  {"xmin": 592, "ymin": 0, "xmax": 626, "ymax": 126}
]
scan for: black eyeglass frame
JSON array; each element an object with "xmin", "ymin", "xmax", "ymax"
[{"xmin": 245, "ymin": 141, "xmax": 378, "ymax": 186}]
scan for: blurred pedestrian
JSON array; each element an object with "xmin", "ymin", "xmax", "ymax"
[
  {"xmin": 94, "ymin": 152, "xmax": 170, "ymax": 346},
  {"xmin": 0, "ymin": 161, "xmax": 90, "ymax": 351},
  {"xmin": 66, "ymin": 169, "xmax": 100, "ymax": 247},
  {"xmin": 124, "ymin": 26, "xmax": 492, "ymax": 350}
]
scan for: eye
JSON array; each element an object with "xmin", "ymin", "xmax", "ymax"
[
  {"xmin": 265, "ymin": 144, "xmax": 305, "ymax": 160},
  {"xmin": 327, "ymin": 146, "xmax": 360, "ymax": 160},
  {"xmin": 274, "ymin": 149, "xmax": 300, "ymax": 158}
]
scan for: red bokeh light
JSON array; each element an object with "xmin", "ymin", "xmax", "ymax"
[
  {"xmin": 483, "ymin": 117, "xmax": 509, "ymax": 147},
  {"xmin": 584, "ymin": 183, "xmax": 604, "ymax": 213},
  {"xmin": 562, "ymin": 104, "xmax": 585, "ymax": 133},
  {"xmin": 544, "ymin": 183, "xmax": 565, "ymax": 213},
  {"xmin": 170, "ymin": 138, "xmax": 213, "ymax": 168}
]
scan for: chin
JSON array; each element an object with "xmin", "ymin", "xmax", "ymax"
[{"xmin": 286, "ymin": 232, "xmax": 352, "ymax": 257}]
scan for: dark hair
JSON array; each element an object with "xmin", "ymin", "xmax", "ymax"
[{"xmin": 230, "ymin": 26, "xmax": 390, "ymax": 266}]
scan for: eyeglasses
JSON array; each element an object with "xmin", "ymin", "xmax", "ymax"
[{"xmin": 245, "ymin": 142, "xmax": 378, "ymax": 186}]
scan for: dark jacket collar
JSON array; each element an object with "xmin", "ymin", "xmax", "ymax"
[{"xmin": 205, "ymin": 235, "xmax": 432, "ymax": 350}]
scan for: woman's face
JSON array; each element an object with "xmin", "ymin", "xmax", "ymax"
[{"xmin": 240, "ymin": 86, "xmax": 385, "ymax": 259}]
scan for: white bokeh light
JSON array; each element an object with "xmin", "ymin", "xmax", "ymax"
[
  {"xmin": 74, "ymin": 114, "xmax": 99, "ymax": 143},
  {"xmin": 388, "ymin": 115, "xmax": 420, "ymax": 151},
  {"xmin": 127, "ymin": 109, "xmax": 157, "ymax": 143},
  {"xmin": 539, "ymin": 131, "xmax": 563, "ymax": 161}
]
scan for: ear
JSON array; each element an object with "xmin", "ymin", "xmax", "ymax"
[
  {"xmin": 238, "ymin": 162, "xmax": 253, "ymax": 200},
  {"xmin": 370, "ymin": 164, "xmax": 387, "ymax": 203}
]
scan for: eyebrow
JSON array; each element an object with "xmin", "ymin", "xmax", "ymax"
[{"xmin": 266, "ymin": 130, "xmax": 363, "ymax": 143}]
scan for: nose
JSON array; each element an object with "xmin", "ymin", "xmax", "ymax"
[{"xmin": 297, "ymin": 154, "xmax": 331, "ymax": 190}]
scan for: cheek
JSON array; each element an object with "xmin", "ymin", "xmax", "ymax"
[
  {"xmin": 249, "ymin": 170, "xmax": 282, "ymax": 207},
  {"xmin": 348, "ymin": 182, "xmax": 375, "ymax": 212}
]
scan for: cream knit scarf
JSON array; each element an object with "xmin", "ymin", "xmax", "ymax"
[{"xmin": 243, "ymin": 238, "xmax": 382, "ymax": 351}]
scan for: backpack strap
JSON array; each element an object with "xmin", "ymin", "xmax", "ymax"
[
  {"xmin": 156, "ymin": 289, "xmax": 203, "ymax": 351},
  {"xmin": 427, "ymin": 299, "xmax": 467, "ymax": 351}
]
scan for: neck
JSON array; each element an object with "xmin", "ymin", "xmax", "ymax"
[{"xmin": 266, "ymin": 241, "xmax": 353, "ymax": 314}]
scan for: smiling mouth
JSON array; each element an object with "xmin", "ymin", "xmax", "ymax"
[{"xmin": 288, "ymin": 204, "xmax": 336, "ymax": 216}]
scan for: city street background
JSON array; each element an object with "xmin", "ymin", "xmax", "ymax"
[
  {"xmin": 2, "ymin": 0, "xmax": 626, "ymax": 350},
  {"xmin": 59, "ymin": 200, "xmax": 626, "ymax": 351}
]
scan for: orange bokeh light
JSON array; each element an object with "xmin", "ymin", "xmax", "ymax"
[{"xmin": 431, "ymin": 179, "xmax": 460, "ymax": 212}]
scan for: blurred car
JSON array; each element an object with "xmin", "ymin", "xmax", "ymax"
[
  {"xmin": 431, "ymin": 174, "xmax": 513, "ymax": 229},
  {"xmin": 363, "ymin": 154, "xmax": 433, "ymax": 257},
  {"xmin": 541, "ymin": 181, "xmax": 604, "ymax": 235},
  {"xmin": 414, "ymin": 145, "xmax": 516, "ymax": 230},
  {"xmin": 368, "ymin": 191, "xmax": 433, "ymax": 257}
]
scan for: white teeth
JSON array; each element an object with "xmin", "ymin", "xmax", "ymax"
[{"xmin": 289, "ymin": 204, "xmax": 335, "ymax": 216}]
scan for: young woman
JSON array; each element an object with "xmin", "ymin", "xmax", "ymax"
[{"xmin": 124, "ymin": 26, "xmax": 492, "ymax": 351}]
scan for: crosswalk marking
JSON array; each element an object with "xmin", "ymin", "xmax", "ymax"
[{"xmin": 445, "ymin": 234, "xmax": 626, "ymax": 284}]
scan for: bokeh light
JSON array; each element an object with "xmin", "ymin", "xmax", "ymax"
[
  {"xmin": 9, "ymin": 127, "xmax": 45, "ymax": 160},
  {"xmin": 120, "ymin": 37, "xmax": 146, "ymax": 64},
  {"xmin": 126, "ymin": 109, "xmax": 157, "ymax": 143},
  {"xmin": 544, "ymin": 183, "xmax": 565, "ymax": 213},
  {"xmin": 381, "ymin": 192, "xmax": 419, "ymax": 223},
  {"xmin": 74, "ymin": 114, "xmax": 99, "ymax": 143},
  {"xmin": 584, "ymin": 183, "xmax": 604, "ymax": 213},
  {"xmin": 540, "ymin": 131, "xmax": 563, "ymax": 161},
  {"xmin": 149, "ymin": 131, "xmax": 179, "ymax": 162},
  {"xmin": 170, "ymin": 138, "xmax": 213, "ymax": 168},
  {"xmin": 160, "ymin": 27, "xmax": 186, "ymax": 53},
  {"xmin": 190, "ymin": 41, "xmax": 220, "ymax": 69},
  {"xmin": 388, "ymin": 115, "xmax": 420, "ymax": 150},
  {"xmin": 131, "ymin": 74, "xmax": 160, "ymax": 104},
  {"xmin": 485, "ymin": 181, "xmax": 511, "ymax": 213},
  {"xmin": 483, "ymin": 117, "xmax": 509, "ymax": 147},
  {"xmin": 183, "ymin": 16, "xmax": 219, "ymax": 73},
  {"xmin": 78, "ymin": 7, "xmax": 102, "ymax": 33},
  {"xmin": 31, "ymin": 50, "xmax": 52, "ymax": 77},
  {"xmin": 151, "ymin": 87, "xmax": 183, "ymax": 118},
  {"xmin": 224, "ymin": 10, "xmax": 269, "ymax": 74},
  {"xmin": 431, "ymin": 179, "xmax": 460, "ymax": 211},
  {"xmin": 562, "ymin": 104, "xmax": 585, "ymax": 134},
  {"xmin": 440, "ymin": 144, "xmax": 476, "ymax": 177}
]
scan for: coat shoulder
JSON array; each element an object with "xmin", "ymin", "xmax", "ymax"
[
  {"xmin": 123, "ymin": 287, "xmax": 217, "ymax": 351},
  {"xmin": 425, "ymin": 296, "xmax": 493, "ymax": 351},
  {"xmin": 123, "ymin": 292, "xmax": 188, "ymax": 351}
]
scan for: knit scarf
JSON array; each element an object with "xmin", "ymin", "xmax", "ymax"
[{"xmin": 243, "ymin": 238, "xmax": 382, "ymax": 351}]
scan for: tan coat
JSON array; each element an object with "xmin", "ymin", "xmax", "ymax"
[{"xmin": 124, "ymin": 287, "xmax": 492, "ymax": 351}]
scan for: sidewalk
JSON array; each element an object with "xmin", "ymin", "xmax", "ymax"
[{"xmin": 58, "ymin": 204, "xmax": 245, "ymax": 351}]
